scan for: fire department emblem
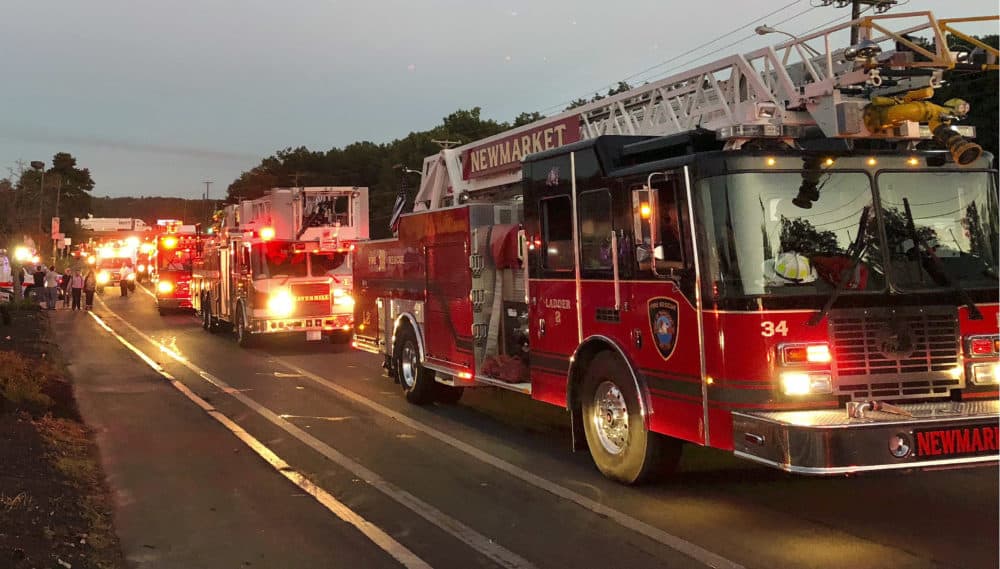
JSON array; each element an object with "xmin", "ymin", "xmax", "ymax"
[{"xmin": 648, "ymin": 297, "xmax": 679, "ymax": 360}]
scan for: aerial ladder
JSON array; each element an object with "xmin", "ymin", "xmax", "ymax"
[{"xmin": 414, "ymin": 11, "xmax": 998, "ymax": 209}]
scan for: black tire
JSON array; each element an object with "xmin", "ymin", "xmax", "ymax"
[
  {"xmin": 393, "ymin": 325, "xmax": 436, "ymax": 405},
  {"xmin": 580, "ymin": 352, "xmax": 682, "ymax": 484},
  {"xmin": 435, "ymin": 383, "xmax": 464, "ymax": 405},
  {"xmin": 235, "ymin": 304, "xmax": 254, "ymax": 348}
]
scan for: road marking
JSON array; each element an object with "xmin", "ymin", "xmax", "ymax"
[
  {"xmin": 101, "ymin": 299, "xmax": 742, "ymax": 569},
  {"xmin": 86, "ymin": 310, "xmax": 431, "ymax": 569},
  {"xmin": 279, "ymin": 414, "xmax": 353, "ymax": 422},
  {"xmin": 273, "ymin": 358, "xmax": 744, "ymax": 569},
  {"xmin": 136, "ymin": 282, "xmax": 157, "ymax": 300},
  {"xmin": 96, "ymin": 300, "xmax": 538, "ymax": 569}
]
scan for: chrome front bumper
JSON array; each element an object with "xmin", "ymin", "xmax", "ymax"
[{"xmin": 733, "ymin": 400, "xmax": 999, "ymax": 475}]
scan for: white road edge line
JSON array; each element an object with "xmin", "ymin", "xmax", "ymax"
[
  {"xmin": 96, "ymin": 300, "xmax": 538, "ymax": 569},
  {"xmin": 137, "ymin": 282, "xmax": 156, "ymax": 300},
  {"xmin": 86, "ymin": 310, "xmax": 432, "ymax": 569},
  {"xmin": 271, "ymin": 360, "xmax": 745, "ymax": 569}
]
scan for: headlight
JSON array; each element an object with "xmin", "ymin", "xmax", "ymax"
[
  {"xmin": 267, "ymin": 289, "xmax": 295, "ymax": 318},
  {"xmin": 96, "ymin": 272, "xmax": 110, "ymax": 284},
  {"xmin": 157, "ymin": 280, "xmax": 174, "ymax": 294},
  {"xmin": 971, "ymin": 363, "xmax": 1000, "ymax": 386},
  {"xmin": 334, "ymin": 293, "xmax": 354, "ymax": 307},
  {"xmin": 780, "ymin": 371, "xmax": 832, "ymax": 396},
  {"xmin": 137, "ymin": 264, "xmax": 146, "ymax": 272},
  {"xmin": 126, "ymin": 273, "xmax": 136, "ymax": 281}
]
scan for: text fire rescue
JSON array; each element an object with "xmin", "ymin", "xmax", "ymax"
[{"xmin": 463, "ymin": 116, "xmax": 580, "ymax": 179}]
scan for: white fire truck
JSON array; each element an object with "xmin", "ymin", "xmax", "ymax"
[
  {"xmin": 353, "ymin": 11, "xmax": 1000, "ymax": 483},
  {"xmin": 192, "ymin": 186, "xmax": 369, "ymax": 346}
]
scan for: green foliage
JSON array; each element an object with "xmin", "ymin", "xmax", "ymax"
[
  {"xmin": 779, "ymin": 216, "xmax": 841, "ymax": 256},
  {"xmin": 1, "ymin": 152, "xmax": 95, "ymax": 248},
  {"xmin": 226, "ymin": 107, "xmax": 523, "ymax": 238}
]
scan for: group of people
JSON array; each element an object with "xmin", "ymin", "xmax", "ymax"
[{"xmin": 23, "ymin": 265, "xmax": 98, "ymax": 311}]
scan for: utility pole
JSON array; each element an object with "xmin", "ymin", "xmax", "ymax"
[
  {"xmin": 203, "ymin": 180, "xmax": 213, "ymax": 224},
  {"xmin": 52, "ymin": 176, "xmax": 63, "ymax": 264},
  {"xmin": 31, "ymin": 161, "xmax": 45, "ymax": 234}
]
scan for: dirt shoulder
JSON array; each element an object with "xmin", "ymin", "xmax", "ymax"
[{"xmin": 0, "ymin": 306, "xmax": 124, "ymax": 569}]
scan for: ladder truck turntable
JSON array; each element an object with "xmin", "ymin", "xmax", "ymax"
[
  {"xmin": 353, "ymin": 11, "xmax": 1000, "ymax": 483},
  {"xmin": 192, "ymin": 186, "xmax": 369, "ymax": 346}
]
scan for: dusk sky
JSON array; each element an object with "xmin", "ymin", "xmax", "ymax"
[{"xmin": 1, "ymin": 0, "xmax": 996, "ymax": 200}]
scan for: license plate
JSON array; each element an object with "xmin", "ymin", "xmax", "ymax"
[
  {"xmin": 306, "ymin": 330, "xmax": 322, "ymax": 342},
  {"xmin": 913, "ymin": 423, "xmax": 1000, "ymax": 460}
]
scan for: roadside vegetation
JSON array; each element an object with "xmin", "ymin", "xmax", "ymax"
[{"xmin": 0, "ymin": 305, "xmax": 124, "ymax": 569}]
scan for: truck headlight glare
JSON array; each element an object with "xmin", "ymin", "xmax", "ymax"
[
  {"xmin": 97, "ymin": 272, "xmax": 110, "ymax": 285},
  {"xmin": 267, "ymin": 289, "xmax": 295, "ymax": 317},
  {"xmin": 157, "ymin": 281, "xmax": 174, "ymax": 294},
  {"xmin": 334, "ymin": 294, "xmax": 354, "ymax": 307},
  {"xmin": 971, "ymin": 363, "xmax": 1000, "ymax": 386},
  {"xmin": 781, "ymin": 371, "xmax": 832, "ymax": 396}
]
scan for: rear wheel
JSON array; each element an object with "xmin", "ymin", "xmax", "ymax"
[
  {"xmin": 394, "ymin": 325, "xmax": 436, "ymax": 405},
  {"xmin": 235, "ymin": 304, "xmax": 253, "ymax": 348},
  {"xmin": 580, "ymin": 352, "xmax": 682, "ymax": 484}
]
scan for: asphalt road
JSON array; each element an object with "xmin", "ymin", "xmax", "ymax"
[{"xmin": 58, "ymin": 284, "xmax": 999, "ymax": 569}]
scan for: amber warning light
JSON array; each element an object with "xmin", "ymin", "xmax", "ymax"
[{"xmin": 260, "ymin": 227, "xmax": 276, "ymax": 241}]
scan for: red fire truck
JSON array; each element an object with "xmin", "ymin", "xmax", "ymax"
[
  {"xmin": 353, "ymin": 11, "xmax": 1000, "ymax": 483},
  {"xmin": 152, "ymin": 226, "xmax": 201, "ymax": 315},
  {"xmin": 192, "ymin": 186, "xmax": 368, "ymax": 346}
]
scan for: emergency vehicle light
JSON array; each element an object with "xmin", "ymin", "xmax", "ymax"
[
  {"xmin": 780, "ymin": 343, "xmax": 832, "ymax": 365},
  {"xmin": 780, "ymin": 371, "xmax": 832, "ymax": 396},
  {"xmin": 162, "ymin": 236, "xmax": 178, "ymax": 249},
  {"xmin": 971, "ymin": 363, "xmax": 1000, "ymax": 386},
  {"xmin": 157, "ymin": 281, "xmax": 174, "ymax": 294},
  {"xmin": 968, "ymin": 336, "xmax": 999, "ymax": 357},
  {"xmin": 260, "ymin": 227, "xmax": 276, "ymax": 241}
]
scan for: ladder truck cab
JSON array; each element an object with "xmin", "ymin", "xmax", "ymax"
[
  {"xmin": 153, "ymin": 222, "xmax": 201, "ymax": 314},
  {"xmin": 353, "ymin": 11, "xmax": 1000, "ymax": 483},
  {"xmin": 193, "ymin": 186, "xmax": 369, "ymax": 346}
]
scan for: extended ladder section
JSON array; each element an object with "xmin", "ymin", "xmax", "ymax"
[{"xmin": 414, "ymin": 11, "xmax": 998, "ymax": 211}]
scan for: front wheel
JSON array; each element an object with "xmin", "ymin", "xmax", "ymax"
[
  {"xmin": 580, "ymin": 352, "xmax": 682, "ymax": 484},
  {"xmin": 394, "ymin": 325, "xmax": 436, "ymax": 405},
  {"xmin": 235, "ymin": 305, "xmax": 254, "ymax": 348}
]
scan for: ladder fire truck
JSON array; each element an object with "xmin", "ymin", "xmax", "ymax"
[
  {"xmin": 353, "ymin": 11, "xmax": 1000, "ymax": 483},
  {"xmin": 192, "ymin": 186, "xmax": 369, "ymax": 346}
]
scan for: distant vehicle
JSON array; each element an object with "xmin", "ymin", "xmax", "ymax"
[
  {"xmin": 96, "ymin": 257, "xmax": 134, "ymax": 295},
  {"xmin": 192, "ymin": 186, "xmax": 368, "ymax": 346}
]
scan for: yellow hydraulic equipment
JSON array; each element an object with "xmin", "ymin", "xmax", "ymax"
[{"xmin": 863, "ymin": 87, "xmax": 982, "ymax": 165}]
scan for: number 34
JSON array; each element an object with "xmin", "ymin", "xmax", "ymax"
[{"xmin": 760, "ymin": 320, "xmax": 789, "ymax": 337}]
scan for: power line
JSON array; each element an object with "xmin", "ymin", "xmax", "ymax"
[{"xmin": 537, "ymin": 0, "xmax": 814, "ymax": 115}]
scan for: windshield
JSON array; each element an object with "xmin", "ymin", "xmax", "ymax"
[
  {"xmin": 254, "ymin": 242, "xmax": 307, "ymax": 279},
  {"xmin": 876, "ymin": 171, "xmax": 998, "ymax": 290},
  {"xmin": 697, "ymin": 172, "xmax": 884, "ymax": 298},
  {"xmin": 309, "ymin": 252, "xmax": 349, "ymax": 277},
  {"xmin": 158, "ymin": 249, "xmax": 192, "ymax": 271}
]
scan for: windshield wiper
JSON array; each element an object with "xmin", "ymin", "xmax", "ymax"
[
  {"xmin": 808, "ymin": 206, "xmax": 870, "ymax": 326},
  {"xmin": 902, "ymin": 198, "xmax": 983, "ymax": 320}
]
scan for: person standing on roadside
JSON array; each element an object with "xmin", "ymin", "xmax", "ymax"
[
  {"xmin": 83, "ymin": 268, "xmax": 97, "ymax": 310},
  {"xmin": 32, "ymin": 265, "xmax": 45, "ymax": 304},
  {"xmin": 70, "ymin": 269, "xmax": 84, "ymax": 311},
  {"xmin": 119, "ymin": 263, "xmax": 132, "ymax": 297},
  {"xmin": 43, "ymin": 265, "xmax": 60, "ymax": 310},
  {"xmin": 60, "ymin": 267, "xmax": 72, "ymax": 308}
]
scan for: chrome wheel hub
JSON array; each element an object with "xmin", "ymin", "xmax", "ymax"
[
  {"xmin": 400, "ymin": 342, "xmax": 418, "ymax": 389},
  {"xmin": 593, "ymin": 381, "xmax": 629, "ymax": 455}
]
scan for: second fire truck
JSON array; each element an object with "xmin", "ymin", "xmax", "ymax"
[
  {"xmin": 353, "ymin": 11, "xmax": 1000, "ymax": 483},
  {"xmin": 192, "ymin": 186, "xmax": 368, "ymax": 346}
]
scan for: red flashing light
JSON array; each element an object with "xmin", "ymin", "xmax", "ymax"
[
  {"xmin": 260, "ymin": 227, "xmax": 276, "ymax": 241},
  {"xmin": 782, "ymin": 343, "xmax": 832, "ymax": 365},
  {"xmin": 970, "ymin": 337, "xmax": 999, "ymax": 357}
]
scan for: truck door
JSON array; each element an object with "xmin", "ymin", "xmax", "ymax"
[
  {"xmin": 619, "ymin": 171, "xmax": 706, "ymax": 445},
  {"xmin": 219, "ymin": 241, "xmax": 232, "ymax": 319}
]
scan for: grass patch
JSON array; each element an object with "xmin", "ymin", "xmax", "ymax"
[
  {"xmin": 0, "ymin": 350, "xmax": 55, "ymax": 412},
  {"xmin": 1, "ymin": 491, "xmax": 35, "ymax": 512}
]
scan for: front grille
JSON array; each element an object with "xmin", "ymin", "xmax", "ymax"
[
  {"xmin": 291, "ymin": 282, "xmax": 331, "ymax": 317},
  {"xmin": 830, "ymin": 308, "xmax": 962, "ymax": 400}
]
